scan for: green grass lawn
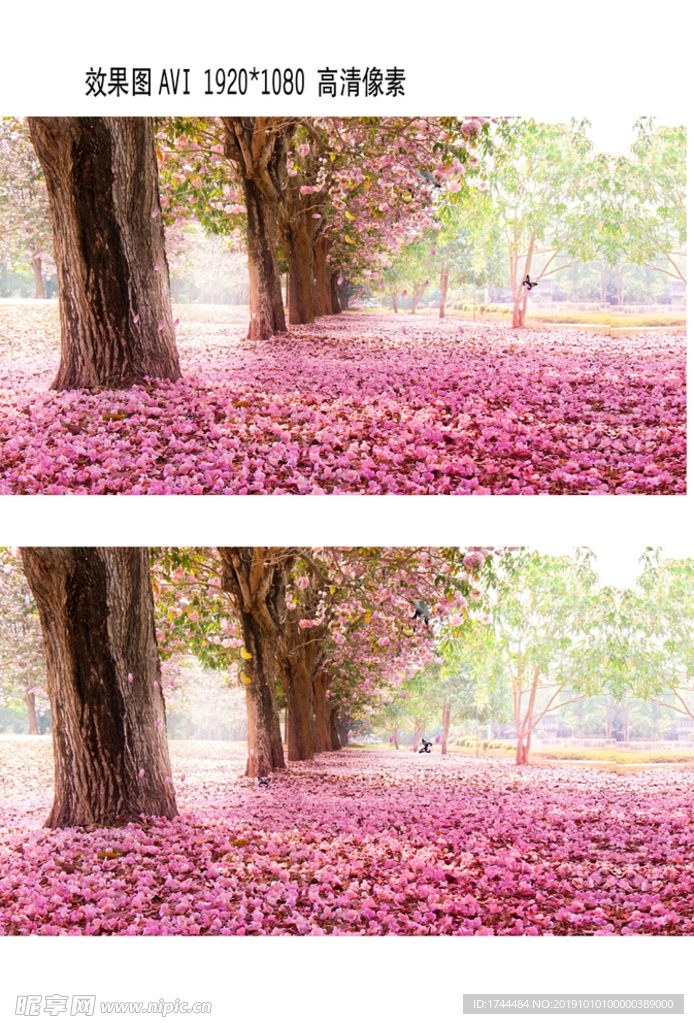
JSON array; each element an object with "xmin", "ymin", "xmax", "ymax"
[{"xmin": 357, "ymin": 306, "xmax": 685, "ymax": 328}]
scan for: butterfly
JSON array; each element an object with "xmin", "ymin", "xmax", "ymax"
[
  {"xmin": 522, "ymin": 275, "xmax": 538, "ymax": 291},
  {"xmin": 258, "ymin": 777, "xmax": 270, "ymax": 789},
  {"xmin": 418, "ymin": 738, "xmax": 433, "ymax": 754}
]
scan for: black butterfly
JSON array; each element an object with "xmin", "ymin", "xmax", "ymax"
[
  {"xmin": 419, "ymin": 738, "xmax": 433, "ymax": 754},
  {"xmin": 258, "ymin": 777, "xmax": 270, "ymax": 789},
  {"xmin": 522, "ymin": 275, "xmax": 538, "ymax": 291}
]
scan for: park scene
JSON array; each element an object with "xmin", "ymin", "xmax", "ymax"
[
  {"xmin": 3, "ymin": 545, "xmax": 694, "ymax": 936},
  {"xmin": 0, "ymin": 116, "xmax": 685, "ymax": 495}
]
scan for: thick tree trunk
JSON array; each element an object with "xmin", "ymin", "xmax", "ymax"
[
  {"xmin": 313, "ymin": 237, "xmax": 333, "ymax": 317},
  {"xmin": 392, "ymin": 728, "xmax": 399, "ymax": 750},
  {"xmin": 330, "ymin": 707, "xmax": 341, "ymax": 749},
  {"xmin": 222, "ymin": 118, "xmax": 296, "ymax": 340},
  {"xmin": 31, "ymin": 255, "xmax": 46, "ymax": 299},
  {"xmin": 20, "ymin": 547, "xmax": 178, "ymax": 828},
  {"xmin": 284, "ymin": 219, "xmax": 316, "ymax": 325},
  {"xmin": 441, "ymin": 704, "xmax": 451, "ymax": 755},
  {"xmin": 27, "ymin": 118, "xmax": 181, "ymax": 389},
  {"xmin": 439, "ymin": 270, "xmax": 448, "ymax": 318},
  {"xmin": 240, "ymin": 618, "xmax": 285, "ymax": 776},
  {"xmin": 279, "ymin": 649, "xmax": 318, "ymax": 761},
  {"xmin": 312, "ymin": 670, "xmax": 333, "ymax": 751},
  {"xmin": 242, "ymin": 176, "xmax": 287, "ymax": 340},
  {"xmin": 329, "ymin": 272, "xmax": 341, "ymax": 314},
  {"xmin": 24, "ymin": 691, "xmax": 40, "ymax": 734},
  {"xmin": 218, "ymin": 547, "xmax": 290, "ymax": 777},
  {"xmin": 391, "ymin": 292, "xmax": 398, "ymax": 313}
]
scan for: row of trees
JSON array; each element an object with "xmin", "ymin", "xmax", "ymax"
[
  {"xmin": 4, "ymin": 547, "xmax": 694, "ymax": 827},
  {"xmin": 367, "ymin": 120, "xmax": 686, "ymax": 326},
  {"xmin": 2, "ymin": 115, "xmax": 484, "ymax": 387},
  {"xmin": 6, "ymin": 546, "xmax": 489, "ymax": 826},
  {"xmin": 1, "ymin": 117, "xmax": 683, "ymax": 388}
]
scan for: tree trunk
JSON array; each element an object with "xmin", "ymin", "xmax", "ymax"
[
  {"xmin": 391, "ymin": 291, "xmax": 398, "ymax": 313},
  {"xmin": 516, "ymin": 734, "xmax": 531, "ymax": 765},
  {"xmin": 337, "ymin": 714, "xmax": 350, "ymax": 747},
  {"xmin": 512, "ymin": 290, "xmax": 527, "ymax": 328},
  {"xmin": 439, "ymin": 269, "xmax": 448, "ymax": 318},
  {"xmin": 392, "ymin": 728, "xmax": 399, "ymax": 750},
  {"xmin": 218, "ymin": 548, "xmax": 290, "ymax": 777},
  {"xmin": 441, "ymin": 704, "xmax": 451, "ymax": 755},
  {"xmin": 242, "ymin": 176, "xmax": 287, "ymax": 340},
  {"xmin": 27, "ymin": 118, "xmax": 181, "ymax": 390},
  {"xmin": 313, "ymin": 236, "xmax": 333, "ymax": 317},
  {"xmin": 31, "ymin": 255, "xmax": 46, "ymax": 299},
  {"xmin": 24, "ymin": 691, "xmax": 40, "ymax": 735},
  {"xmin": 313, "ymin": 670, "xmax": 333, "ymax": 751},
  {"xmin": 329, "ymin": 272, "xmax": 341, "ymax": 315},
  {"xmin": 222, "ymin": 117, "xmax": 296, "ymax": 340},
  {"xmin": 284, "ymin": 219, "xmax": 316, "ymax": 325},
  {"xmin": 279, "ymin": 650, "xmax": 317, "ymax": 761},
  {"xmin": 330, "ymin": 707, "xmax": 341, "ymax": 749},
  {"xmin": 337, "ymin": 279, "xmax": 351, "ymax": 311},
  {"xmin": 20, "ymin": 547, "xmax": 178, "ymax": 828},
  {"xmin": 411, "ymin": 283, "xmax": 426, "ymax": 315}
]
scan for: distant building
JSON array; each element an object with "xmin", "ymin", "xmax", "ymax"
[
  {"xmin": 670, "ymin": 280, "xmax": 686, "ymax": 304},
  {"xmin": 676, "ymin": 715, "xmax": 693, "ymax": 741}
]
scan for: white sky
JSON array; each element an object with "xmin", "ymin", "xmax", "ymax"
[
  {"xmin": 542, "ymin": 543, "xmax": 692, "ymax": 591},
  {"xmin": 585, "ymin": 115, "xmax": 641, "ymax": 156}
]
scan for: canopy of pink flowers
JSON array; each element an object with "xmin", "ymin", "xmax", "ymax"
[
  {"xmin": 1, "ymin": 739, "xmax": 692, "ymax": 936},
  {"xmin": 0, "ymin": 305, "xmax": 684, "ymax": 494}
]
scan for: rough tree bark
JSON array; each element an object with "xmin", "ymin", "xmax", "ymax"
[
  {"xmin": 279, "ymin": 172, "xmax": 321, "ymax": 326},
  {"xmin": 312, "ymin": 669, "xmax": 334, "ymax": 751},
  {"xmin": 282, "ymin": 215, "xmax": 316, "ymax": 325},
  {"xmin": 20, "ymin": 547, "xmax": 178, "ymax": 828},
  {"xmin": 218, "ymin": 547, "xmax": 294, "ymax": 776},
  {"xmin": 222, "ymin": 118, "xmax": 297, "ymax": 339},
  {"xmin": 27, "ymin": 118, "xmax": 181, "ymax": 389},
  {"xmin": 279, "ymin": 643, "xmax": 318, "ymax": 761},
  {"xmin": 277, "ymin": 574, "xmax": 327, "ymax": 761}
]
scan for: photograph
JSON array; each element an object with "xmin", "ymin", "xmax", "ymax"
[
  {"xmin": 2, "ymin": 544, "xmax": 694, "ymax": 938},
  {"xmin": 0, "ymin": 1, "xmax": 690, "ymax": 1018},
  {"xmin": 0, "ymin": 115, "xmax": 685, "ymax": 496}
]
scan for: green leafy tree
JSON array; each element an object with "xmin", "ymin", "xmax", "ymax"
[
  {"xmin": 618, "ymin": 120, "xmax": 686, "ymax": 285},
  {"xmin": 457, "ymin": 120, "xmax": 602, "ymax": 327},
  {"xmin": 467, "ymin": 549, "xmax": 616, "ymax": 764}
]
